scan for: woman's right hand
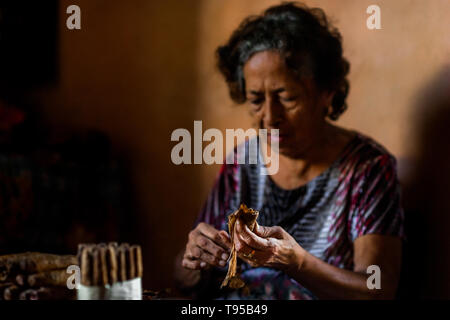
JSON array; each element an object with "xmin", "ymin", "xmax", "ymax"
[{"xmin": 182, "ymin": 222, "xmax": 231, "ymax": 270}]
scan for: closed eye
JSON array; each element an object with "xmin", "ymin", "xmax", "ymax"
[
  {"xmin": 281, "ymin": 96, "xmax": 297, "ymax": 102},
  {"xmin": 250, "ymin": 98, "xmax": 264, "ymax": 105}
]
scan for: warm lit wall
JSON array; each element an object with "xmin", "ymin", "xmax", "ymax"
[
  {"xmin": 196, "ymin": 0, "xmax": 450, "ymax": 187},
  {"xmin": 34, "ymin": 0, "xmax": 450, "ymax": 292}
]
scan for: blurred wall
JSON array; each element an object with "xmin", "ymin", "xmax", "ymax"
[
  {"xmin": 35, "ymin": 0, "xmax": 203, "ymax": 290},
  {"xmin": 32, "ymin": 0, "xmax": 450, "ymax": 294}
]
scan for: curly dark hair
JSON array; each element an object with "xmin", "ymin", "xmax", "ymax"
[{"xmin": 216, "ymin": 2, "xmax": 350, "ymax": 120}]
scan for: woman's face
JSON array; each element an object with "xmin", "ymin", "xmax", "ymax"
[{"xmin": 243, "ymin": 50, "xmax": 332, "ymax": 158}]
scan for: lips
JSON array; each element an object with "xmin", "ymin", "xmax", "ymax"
[{"xmin": 267, "ymin": 130, "xmax": 288, "ymax": 143}]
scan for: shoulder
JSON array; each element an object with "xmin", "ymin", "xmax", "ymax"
[
  {"xmin": 342, "ymin": 131, "xmax": 398, "ymax": 177},
  {"xmin": 343, "ymin": 133, "xmax": 405, "ymax": 241}
]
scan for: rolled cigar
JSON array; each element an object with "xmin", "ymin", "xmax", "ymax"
[
  {"xmin": 127, "ymin": 247, "xmax": 136, "ymax": 279},
  {"xmin": 98, "ymin": 247, "xmax": 109, "ymax": 285},
  {"xmin": 0, "ymin": 282, "xmax": 13, "ymax": 301},
  {"xmin": 91, "ymin": 248, "xmax": 100, "ymax": 286},
  {"xmin": 80, "ymin": 247, "xmax": 91, "ymax": 286},
  {"xmin": 0, "ymin": 252, "xmax": 38, "ymax": 281},
  {"xmin": 19, "ymin": 287, "xmax": 75, "ymax": 300},
  {"xmin": 117, "ymin": 246, "xmax": 127, "ymax": 282},
  {"xmin": 20, "ymin": 254, "xmax": 77, "ymax": 273},
  {"xmin": 106, "ymin": 244, "xmax": 117, "ymax": 284},
  {"xmin": 4, "ymin": 284, "xmax": 21, "ymax": 300},
  {"xmin": 131, "ymin": 245, "xmax": 143, "ymax": 278},
  {"xmin": 121, "ymin": 243, "xmax": 135, "ymax": 280},
  {"xmin": 77, "ymin": 244, "xmax": 94, "ymax": 267},
  {"xmin": 19, "ymin": 289, "xmax": 38, "ymax": 300},
  {"xmin": 108, "ymin": 242, "xmax": 118, "ymax": 249},
  {"xmin": 15, "ymin": 274, "xmax": 27, "ymax": 286},
  {"xmin": 35, "ymin": 287, "xmax": 76, "ymax": 300},
  {"xmin": 27, "ymin": 269, "xmax": 70, "ymax": 287}
]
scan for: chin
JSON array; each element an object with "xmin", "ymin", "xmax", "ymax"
[
  {"xmin": 278, "ymin": 146, "xmax": 302, "ymax": 158},
  {"xmin": 278, "ymin": 141, "xmax": 308, "ymax": 158}
]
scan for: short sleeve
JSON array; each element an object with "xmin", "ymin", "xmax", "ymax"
[
  {"xmin": 193, "ymin": 162, "xmax": 239, "ymax": 231},
  {"xmin": 348, "ymin": 154, "xmax": 405, "ymax": 242}
]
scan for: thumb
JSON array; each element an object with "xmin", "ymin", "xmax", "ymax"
[
  {"xmin": 254, "ymin": 223, "xmax": 284, "ymax": 239},
  {"xmin": 219, "ymin": 230, "xmax": 231, "ymax": 246}
]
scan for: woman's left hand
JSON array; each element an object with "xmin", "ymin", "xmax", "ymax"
[{"xmin": 234, "ymin": 219, "xmax": 306, "ymax": 273}]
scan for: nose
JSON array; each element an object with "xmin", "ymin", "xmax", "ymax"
[{"xmin": 262, "ymin": 96, "xmax": 283, "ymax": 128}]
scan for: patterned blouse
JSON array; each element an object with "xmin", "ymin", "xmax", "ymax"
[{"xmin": 194, "ymin": 131, "xmax": 405, "ymax": 300}]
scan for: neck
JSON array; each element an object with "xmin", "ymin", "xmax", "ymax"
[{"xmin": 265, "ymin": 122, "xmax": 337, "ymax": 178}]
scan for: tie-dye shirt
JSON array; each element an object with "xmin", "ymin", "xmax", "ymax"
[{"xmin": 194, "ymin": 131, "xmax": 405, "ymax": 300}]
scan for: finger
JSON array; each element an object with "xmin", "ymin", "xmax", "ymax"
[
  {"xmin": 186, "ymin": 243, "xmax": 227, "ymax": 268},
  {"xmin": 195, "ymin": 235, "xmax": 230, "ymax": 261},
  {"xmin": 235, "ymin": 245, "xmax": 262, "ymax": 267},
  {"xmin": 236, "ymin": 219, "xmax": 272, "ymax": 250},
  {"xmin": 198, "ymin": 249, "xmax": 227, "ymax": 267},
  {"xmin": 254, "ymin": 223, "xmax": 284, "ymax": 239},
  {"xmin": 218, "ymin": 230, "xmax": 231, "ymax": 247},
  {"xmin": 234, "ymin": 240, "xmax": 271, "ymax": 268},
  {"xmin": 246, "ymin": 258, "xmax": 260, "ymax": 268},
  {"xmin": 182, "ymin": 256, "xmax": 211, "ymax": 270},
  {"xmin": 233, "ymin": 232, "xmax": 263, "ymax": 259},
  {"xmin": 185, "ymin": 243, "xmax": 201, "ymax": 259},
  {"xmin": 197, "ymin": 223, "xmax": 231, "ymax": 250},
  {"xmin": 181, "ymin": 257, "xmax": 202, "ymax": 270},
  {"xmin": 237, "ymin": 253, "xmax": 256, "ymax": 265}
]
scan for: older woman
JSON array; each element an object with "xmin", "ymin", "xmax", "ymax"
[{"xmin": 174, "ymin": 3, "xmax": 404, "ymax": 300}]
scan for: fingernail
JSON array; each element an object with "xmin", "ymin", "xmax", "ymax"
[
  {"xmin": 219, "ymin": 260, "xmax": 226, "ymax": 266},
  {"xmin": 221, "ymin": 253, "xmax": 229, "ymax": 260},
  {"xmin": 200, "ymin": 262, "xmax": 206, "ymax": 268}
]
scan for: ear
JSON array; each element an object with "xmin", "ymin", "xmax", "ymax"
[
  {"xmin": 319, "ymin": 90, "xmax": 335, "ymax": 117},
  {"xmin": 322, "ymin": 90, "xmax": 335, "ymax": 107}
]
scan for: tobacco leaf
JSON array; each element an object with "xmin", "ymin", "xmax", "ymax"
[{"xmin": 221, "ymin": 204, "xmax": 259, "ymax": 289}]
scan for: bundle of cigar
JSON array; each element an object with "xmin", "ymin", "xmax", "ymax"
[
  {"xmin": 78, "ymin": 242, "xmax": 143, "ymax": 286},
  {"xmin": 0, "ymin": 252, "xmax": 77, "ymax": 300}
]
